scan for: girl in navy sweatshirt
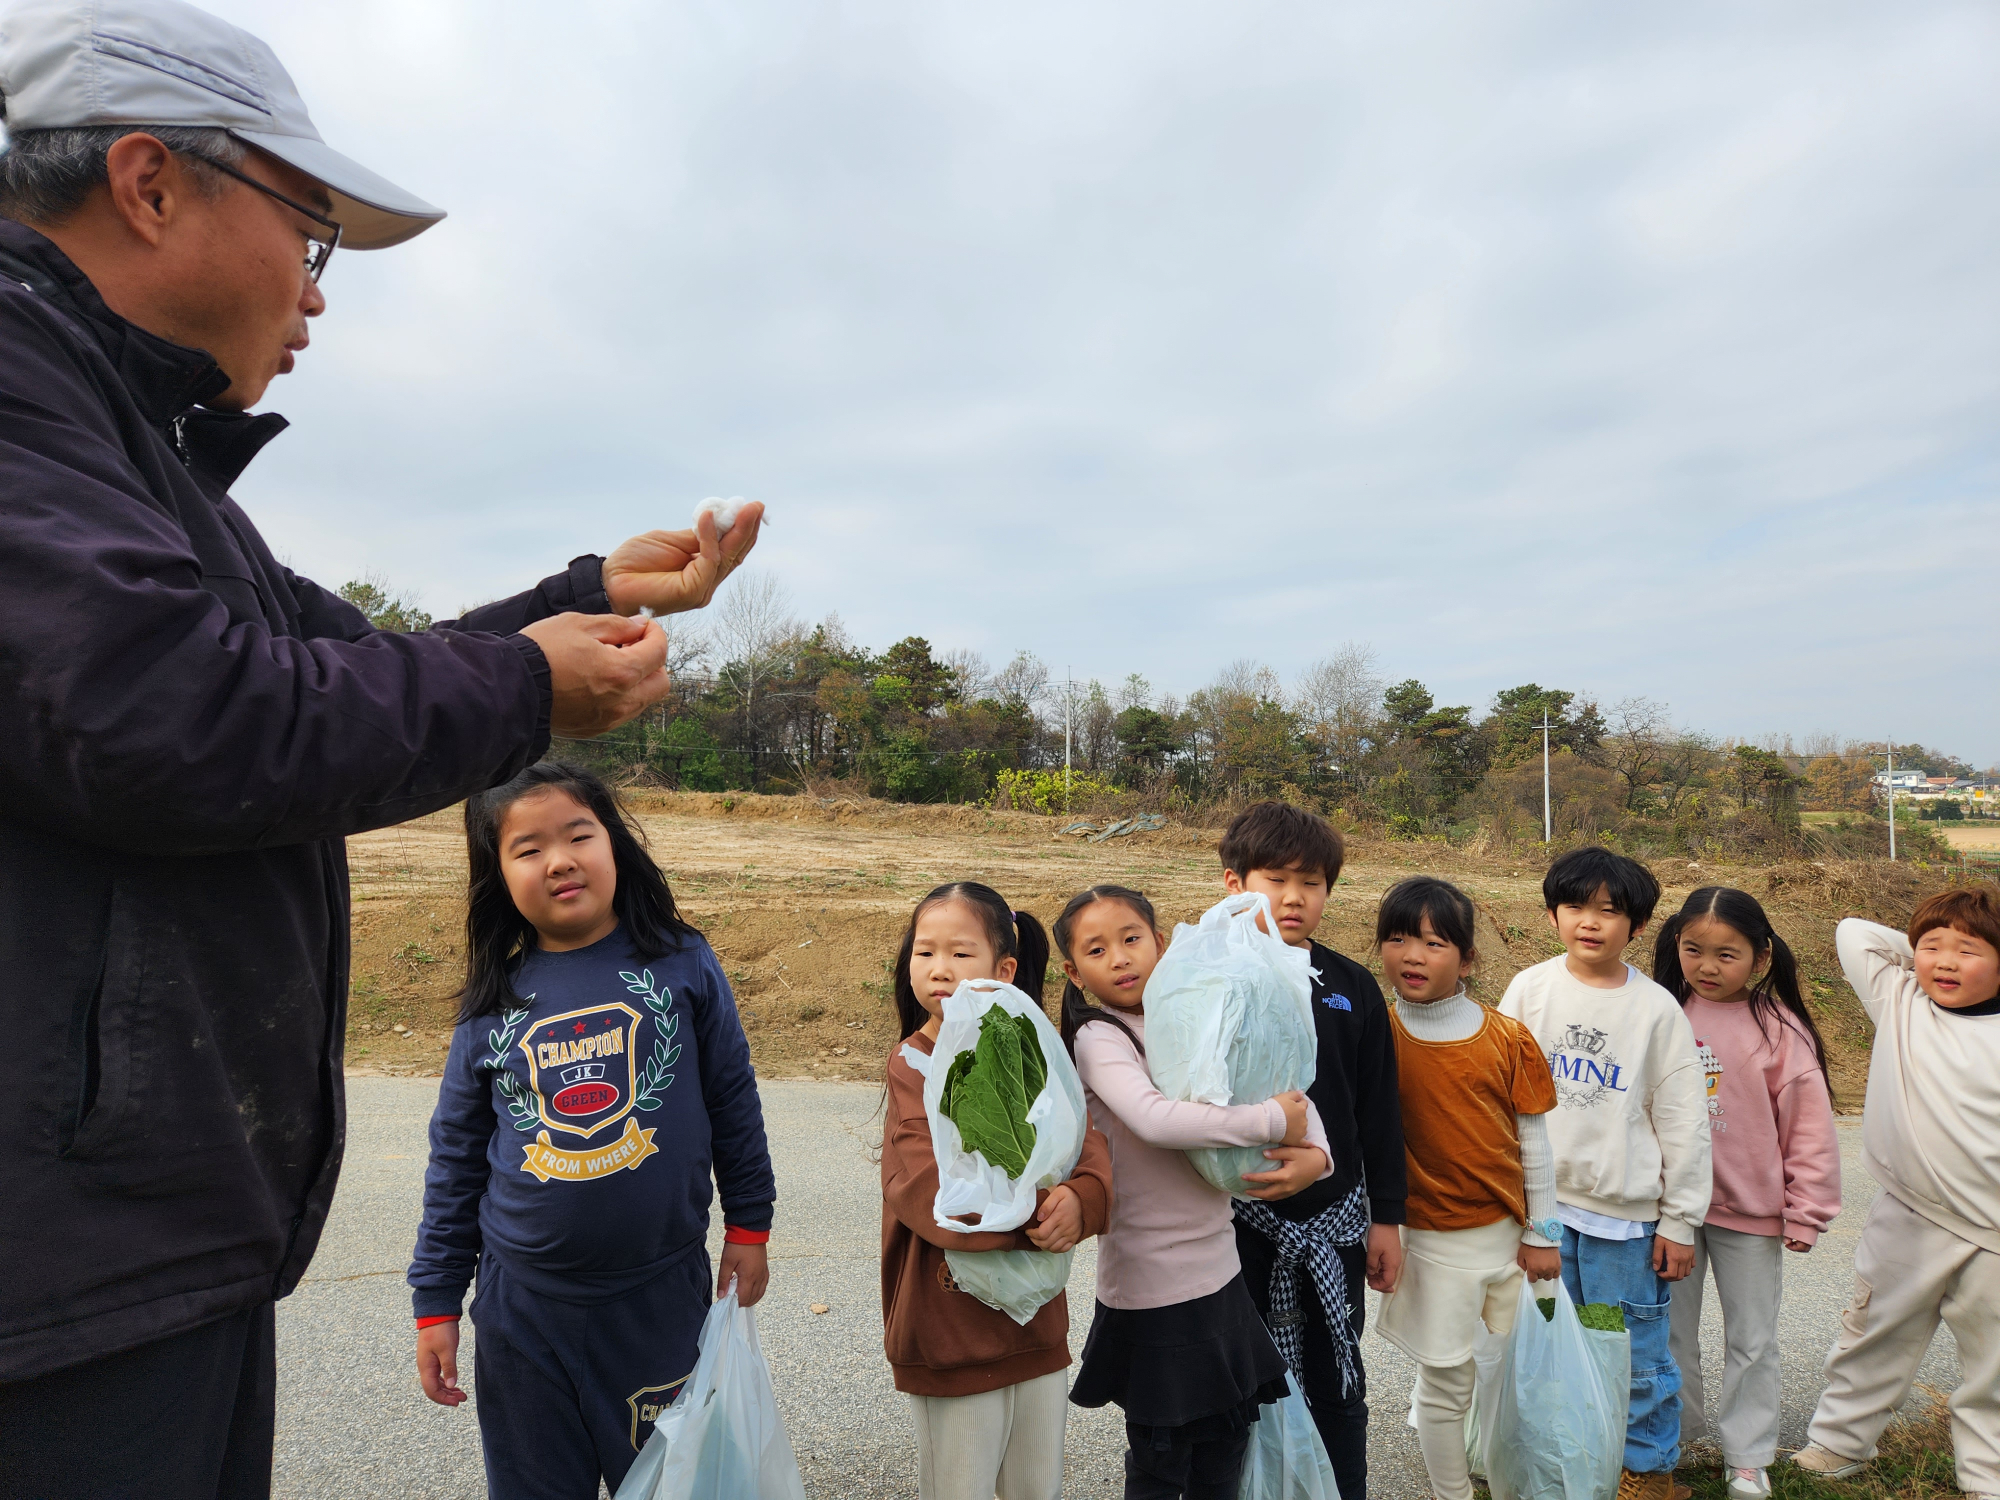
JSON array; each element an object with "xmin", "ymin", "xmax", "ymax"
[{"xmin": 408, "ymin": 762, "xmax": 775, "ymax": 1499}]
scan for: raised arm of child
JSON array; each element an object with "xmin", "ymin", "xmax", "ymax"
[
  {"xmin": 693, "ymin": 948, "xmax": 778, "ymax": 1306},
  {"xmin": 1836, "ymin": 916, "xmax": 1918, "ymax": 1023},
  {"xmin": 409, "ymin": 1026, "xmax": 500, "ymax": 1408},
  {"xmin": 1073, "ymin": 1025, "xmax": 1331, "ymax": 1191}
]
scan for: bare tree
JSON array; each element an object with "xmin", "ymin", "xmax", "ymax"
[
  {"xmin": 994, "ymin": 651, "xmax": 1051, "ymax": 710},
  {"xmin": 1605, "ymin": 697, "xmax": 1670, "ymax": 809},
  {"xmin": 1295, "ymin": 642, "xmax": 1382, "ymax": 776},
  {"xmin": 1800, "ymin": 729, "xmax": 1841, "ymax": 760},
  {"xmin": 708, "ymin": 569, "xmax": 802, "ymax": 755},
  {"xmin": 1119, "ymin": 673, "xmax": 1152, "ymax": 712},
  {"xmin": 1656, "ymin": 729, "xmax": 1717, "ymax": 814},
  {"xmin": 941, "ymin": 647, "xmax": 994, "ymax": 703}
]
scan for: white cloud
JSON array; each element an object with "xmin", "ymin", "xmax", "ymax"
[{"xmin": 187, "ymin": 0, "xmax": 2000, "ymax": 760}]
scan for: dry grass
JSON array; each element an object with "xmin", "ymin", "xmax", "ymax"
[
  {"xmin": 1679, "ymin": 1391, "xmax": 1963, "ymax": 1500},
  {"xmin": 339, "ymin": 792, "xmax": 1993, "ymax": 1094}
]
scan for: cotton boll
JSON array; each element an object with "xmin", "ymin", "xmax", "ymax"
[{"xmin": 694, "ymin": 495, "xmax": 750, "ymax": 533}]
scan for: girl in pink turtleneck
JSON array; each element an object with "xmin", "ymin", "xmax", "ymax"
[{"xmin": 1654, "ymin": 887, "xmax": 1841, "ymax": 1500}]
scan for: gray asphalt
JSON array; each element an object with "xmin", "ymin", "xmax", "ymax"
[{"xmin": 275, "ymin": 1081, "xmax": 1957, "ymax": 1499}]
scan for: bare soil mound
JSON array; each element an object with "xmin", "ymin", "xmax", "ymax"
[{"xmin": 344, "ymin": 795, "xmax": 1991, "ymax": 1107}]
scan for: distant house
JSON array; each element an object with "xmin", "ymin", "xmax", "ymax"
[{"xmin": 1873, "ymin": 770, "xmax": 1927, "ymax": 790}]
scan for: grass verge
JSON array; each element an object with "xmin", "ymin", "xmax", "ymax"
[{"xmin": 1679, "ymin": 1393, "xmax": 1961, "ymax": 1500}]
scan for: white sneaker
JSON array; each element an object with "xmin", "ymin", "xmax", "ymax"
[
  {"xmin": 1727, "ymin": 1468, "xmax": 1771, "ymax": 1499},
  {"xmin": 1789, "ymin": 1445, "xmax": 1868, "ymax": 1480}
]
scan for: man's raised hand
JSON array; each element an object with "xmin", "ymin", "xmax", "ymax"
[
  {"xmin": 518, "ymin": 612, "xmax": 671, "ymax": 738},
  {"xmin": 603, "ymin": 503, "xmax": 765, "ymax": 617}
]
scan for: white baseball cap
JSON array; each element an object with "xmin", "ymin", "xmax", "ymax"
[{"xmin": 0, "ymin": 0, "xmax": 443, "ymax": 248}]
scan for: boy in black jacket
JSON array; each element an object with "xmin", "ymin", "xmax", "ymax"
[{"xmin": 1225, "ymin": 802, "xmax": 1406, "ymax": 1500}]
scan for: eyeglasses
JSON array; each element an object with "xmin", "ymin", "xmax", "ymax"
[{"xmin": 188, "ymin": 154, "xmax": 343, "ymax": 283}]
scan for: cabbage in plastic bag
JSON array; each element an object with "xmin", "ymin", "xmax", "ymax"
[{"xmin": 1144, "ymin": 892, "xmax": 1316, "ymax": 1197}]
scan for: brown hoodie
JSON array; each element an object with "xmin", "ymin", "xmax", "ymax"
[{"xmin": 880, "ymin": 1032, "xmax": 1114, "ymax": 1397}]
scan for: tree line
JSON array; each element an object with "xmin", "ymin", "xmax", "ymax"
[{"xmin": 341, "ymin": 574, "xmax": 1986, "ymax": 858}]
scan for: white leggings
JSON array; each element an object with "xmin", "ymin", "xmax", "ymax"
[{"xmin": 1412, "ymin": 1357, "xmax": 1480, "ymax": 1500}]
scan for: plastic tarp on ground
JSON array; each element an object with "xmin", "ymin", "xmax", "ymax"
[
  {"xmin": 1465, "ymin": 1279, "xmax": 1630, "ymax": 1500},
  {"xmin": 613, "ymin": 1283, "xmax": 808, "ymax": 1500},
  {"xmin": 901, "ymin": 979, "xmax": 1089, "ymax": 1325},
  {"xmin": 1143, "ymin": 892, "xmax": 1317, "ymax": 1197}
]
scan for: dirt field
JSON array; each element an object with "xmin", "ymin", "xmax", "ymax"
[
  {"xmin": 342, "ymin": 792, "xmax": 1993, "ymax": 1109},
  {"xmin": 1939, "ymin": 821, "xmax": 2000, "ymax": 854}
]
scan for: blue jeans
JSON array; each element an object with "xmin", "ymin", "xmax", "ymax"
[{"xmin": 1561, "ymin": 1225, "xmax": 1681, "ymax": 1474}]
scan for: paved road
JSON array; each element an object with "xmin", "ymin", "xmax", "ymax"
[{"xmin": 276, "ymin": 1081, "xmax": 1957, "ymax": 1499}]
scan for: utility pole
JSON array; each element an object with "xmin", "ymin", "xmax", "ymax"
[
  {"xmin": 1064, "ymin": 666, "xmax": 1074, "ymax": 814},
  {"xmin": 1887, "ymin": 737, "xmax": 1897, "ymax": 861},
  {"xmin": 1541, "ymin": 710, "xmax": 1553, "ymax": 844}
]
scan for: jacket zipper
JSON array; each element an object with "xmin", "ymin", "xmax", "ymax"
[{"xmin": 171, "ymin": 415, "xmax": 192, "ymax": 466}]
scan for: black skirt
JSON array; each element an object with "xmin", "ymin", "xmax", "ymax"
[{"xmin": 1069, "ymin": 1273, "xmax": 1291, "ymax": 1431}]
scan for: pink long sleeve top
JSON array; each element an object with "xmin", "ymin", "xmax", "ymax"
[
  {"xmin": 1683, "ymin": 996, "xmax": 1842, "ymax": 1245},
  {"xmin": 1072, "ymin": 1009, "xmax": 1332, "ymax": 1311}
]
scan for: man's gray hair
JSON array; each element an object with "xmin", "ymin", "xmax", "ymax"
[{"xmin": 0, "ymin": 122, "xmax": 245, "ymax": 225}]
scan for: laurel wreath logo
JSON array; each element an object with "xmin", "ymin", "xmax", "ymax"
[
  {"xmin": 483, "ymin": 1000, "xmax": 541, "ymax": 1134},
  {"xmin": 620, "ymin": 970, "xmax": 683, "ymax": 1110}
]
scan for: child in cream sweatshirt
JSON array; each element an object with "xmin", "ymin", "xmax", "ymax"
[
  {"xmin": 1498, "ymin": 848, "xmax": 1711, "ymax": 1500},
  {"xmin": 1794, "ymin": 894, "xmax": 2000, "ymax": 1500}
]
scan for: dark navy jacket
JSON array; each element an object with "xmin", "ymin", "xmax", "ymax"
[
  {"xmin": 1261, "ymin": 941, "xmax": 1408, "ymax": 1226},
  {"xmin": 409, "ymin": 926, "xmax": 775, "ymax": 1315},
  {"xmin": 0, "ymin": 219, "xmax": 606, "ymax": 1380}
]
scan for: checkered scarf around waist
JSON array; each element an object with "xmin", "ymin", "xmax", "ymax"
[{"xmin": 1236, "ymin": 1180, "xmax": 1372, "ymax": 1395}]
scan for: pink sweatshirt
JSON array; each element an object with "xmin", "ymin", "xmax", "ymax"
[
  {"xmin": 1683, "ymin": 996, "xmax": 1842, "ymax": 1245},
  {"xmin": 1072, "ymin": 1009, "xmax": 1332, "ymax": 1310}
]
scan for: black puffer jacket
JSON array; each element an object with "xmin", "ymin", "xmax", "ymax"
[{"xmin": 0, "ymin": 219, "xmax": 605, "ymax": 1381}]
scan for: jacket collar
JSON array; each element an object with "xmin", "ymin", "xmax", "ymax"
[{"xmin": 0, "ymin": 218, "xmax": 287, "ymax": 486}]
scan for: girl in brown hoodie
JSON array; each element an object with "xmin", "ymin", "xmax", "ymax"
[{"xmin": 880, "ymin": 881, "xmax": 1115, "ymax": 1500}]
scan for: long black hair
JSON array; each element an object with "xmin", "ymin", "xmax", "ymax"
[
  {"xmin": 1051, "ymin": 885, "xmax": 1159, "ymax": 1056},
  {"xmin": 890, "ymin": 881, "xmax": 1049, "ymax": 1041},
  {"xmin": 1652, "ymin": 885, "xmax": 1828, "ymax": 1082},
  {"xmin": 458, "ymin": 761, "xmax": 695, "ymax": 1022}
]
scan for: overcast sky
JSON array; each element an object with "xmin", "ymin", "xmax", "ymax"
[{"xmin": 196, "ymin": 2, "xmax": 1998, "ymax": 762}]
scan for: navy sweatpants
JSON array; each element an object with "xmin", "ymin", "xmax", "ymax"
[{"xmin": 471, "ymin": 1248, "xmax": 711, "ymax": 1500}]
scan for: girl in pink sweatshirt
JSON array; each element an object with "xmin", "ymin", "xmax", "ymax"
[
  {"xmin": 1054, "ymin": 884, "xmax": 1331, "ymax": 1500},
  {"xmin": 1654, "ymin": 887, "xmax": 1841, "ymax": 1500}
]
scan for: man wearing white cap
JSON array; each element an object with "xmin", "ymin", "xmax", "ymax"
[{"xmin": 0, "ymin": 4, "xmax": 761, "ymax": 1495}]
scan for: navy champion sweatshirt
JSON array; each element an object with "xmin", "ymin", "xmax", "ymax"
[{"xmin": 409, "ymin": 924, "xmax": 775, "ymax": 1316}]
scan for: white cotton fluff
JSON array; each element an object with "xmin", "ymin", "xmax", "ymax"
[{"xmin": 694, "ymin": 496, "xmax": 752, "ymax": 532}]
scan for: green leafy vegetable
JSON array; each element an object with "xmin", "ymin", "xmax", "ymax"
[
  {"xmin": 1535, "ymin": 1297, "xmax": 1626, "ymax": 1332},
  {"xmin": 1577, "ymin": 1302, "xmax": 1626, "ymax": 1333},
  {"xmin": 938, "ymin": 1007, "xmax": 1046, "ymax": 1179}
]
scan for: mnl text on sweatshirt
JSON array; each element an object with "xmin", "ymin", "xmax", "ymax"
[{"xmin": 1498, "ymin": 956, "xmax": 1712, "ymax": 1244}]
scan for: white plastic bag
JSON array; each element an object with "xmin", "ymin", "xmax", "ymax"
[
  {"xmin": 1238, "ymin": 1378, "xmax": 1341, "ymax": 1499},
  {"xmin": 903, "ymin": 979, "xmax": 1088, "ymax": 1325},
  {"xmin": 1464, "ymin": 1279, "xmax": 1628, "ymax": 1500},
  {"xmin": 613, "ymin": 1282, "xmax": 808, "ymax": 1500},
  {"xmin": 1143, "ymin": 892, "xmax": 1317, "ymax": 1196}
]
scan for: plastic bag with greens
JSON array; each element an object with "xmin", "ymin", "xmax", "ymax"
[
  {"xmin": 1464, "ymin": 1278, "xmax": 1629, "ymax": 1500},
  {"xmin": 1144, "ymin": 892, "xmax": 1317, "ymax": 1197},
  {"xmin": 901, "ymin": 980, "xmax": 1088, "ymax": 1325}
]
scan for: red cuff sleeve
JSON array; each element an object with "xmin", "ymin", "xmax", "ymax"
[
  {"xmin": 414, "ymin": 1315, "xmax": 460, "ymax": 1329},
  {"xmin": 723, "ymin": 1225, "xmax": 770, "ymax": 1246}
]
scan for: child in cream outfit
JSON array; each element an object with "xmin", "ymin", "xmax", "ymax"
[{"xmin": 1793, "ymin": 893, "xmax": 2000, "ymax": 1500}]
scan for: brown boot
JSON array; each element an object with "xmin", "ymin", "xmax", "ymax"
[{"xmin": 1617, "ymin": 1470, "xmax": 1672, "ymax": 1500}]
